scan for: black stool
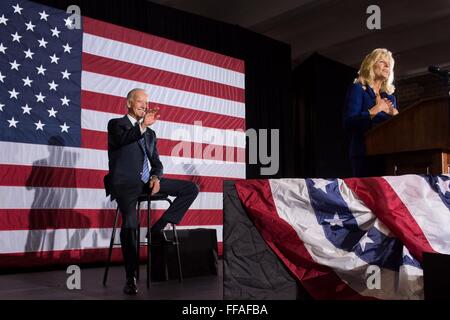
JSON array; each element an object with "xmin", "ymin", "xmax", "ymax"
[{"xmin": 103, "ymin": 193, "xmax": 183, "ymax": 288}]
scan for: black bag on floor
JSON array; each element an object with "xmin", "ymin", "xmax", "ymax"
[{"xmin": 151, "ymin": 228, "xmax": 218, "ymax": 281}]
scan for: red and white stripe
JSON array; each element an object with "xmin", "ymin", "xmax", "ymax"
[
  {"xmin": 345, "ymin": 175, "xmax": 450, "ymax": 260},
  {"xmin": 0, "ymin": 16, "xmax": 245, "ymax": 267}
]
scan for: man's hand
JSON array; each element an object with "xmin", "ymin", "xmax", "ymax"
[
  {"xmin": 141, "ymin": 106, "xmax": 160, "ymax": 129},
  {"xmin": 149, "ymin": 176, "xmax": 160, "ymax": 195}
]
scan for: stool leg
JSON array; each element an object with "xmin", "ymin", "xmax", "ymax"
[
  {"xmin": 147, "ymin": 199, "xmax": 151, "ymax": 288},
  {"xmin": 136, "ymin": 201, "xmax": 141, "ymax": 281},
  {"xmin": 103, "ymin": 207, "xmax": 119, "ymax": 286},
  {"xmin": 172, "ymin": 224, "xmax": 183, "ymax": 282}
]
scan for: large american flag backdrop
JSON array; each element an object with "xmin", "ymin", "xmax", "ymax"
[
  {"xmin": 235, "ymin": 175, "xmax": 450, "ymax": 299},
  {"xmin": 0, "ymin": 0, "xmax": 245, "ymax": 268}
]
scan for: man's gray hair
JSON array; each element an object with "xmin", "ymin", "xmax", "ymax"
[{"xmin": 126, "ymin": 88, "xmax": 147, "ymax": 101}]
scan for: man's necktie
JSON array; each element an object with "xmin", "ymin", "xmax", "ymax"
[{"xmin": 138, "ymin": 137, "xmax": 150, "ymax": 183}]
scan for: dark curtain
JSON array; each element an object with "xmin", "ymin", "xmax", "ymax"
[
  {"xmin": 34, "ymin": 0, "xmax": 294, "ymax": 179},
  {"xmin": 292, "ymin": 53, "xmax": 357, "ymax": 178}
]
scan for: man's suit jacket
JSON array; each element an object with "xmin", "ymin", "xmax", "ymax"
[{"xmin": 105, "ymin": 115, "xmax": 163, "ymax": 200}]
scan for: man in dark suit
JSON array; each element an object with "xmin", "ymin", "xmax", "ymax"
[{"xmin": 106, "ymin": 88, "xmax": 199, "ymax": 295}]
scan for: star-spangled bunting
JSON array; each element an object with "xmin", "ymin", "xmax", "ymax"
[
  {"xmin": 235, "ymin": 174, "xmax": 450, "ymax": 299},
  {"xmin": 0, "ymin": 0, "xmax": 82, "ymax": 146}
]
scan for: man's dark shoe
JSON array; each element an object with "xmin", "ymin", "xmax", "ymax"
[{"xmin": 123, "ymin": 277, "xmax": 138, "ymax": 295}]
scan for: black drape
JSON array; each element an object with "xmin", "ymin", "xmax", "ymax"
[
  {"xmin": 292, "ymin": 53, "xmax": 357, "ymax": 178},
  {"xmin": 34, "ymin": 0, "xmax": 293, "ymax": 179}
]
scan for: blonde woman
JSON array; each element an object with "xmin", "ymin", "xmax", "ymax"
[{"xmin": 344, "ymin": 48, "xmax": 399, "ymax": 177}]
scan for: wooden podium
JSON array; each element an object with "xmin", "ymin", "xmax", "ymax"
[{"xmin": 365, "ymin": 97, "xmax": 450, "ymax": 175}]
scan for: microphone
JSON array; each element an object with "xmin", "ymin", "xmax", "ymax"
[{"xmin": 428, "ymin": 65, "xmax": 449, "ymax": 78}]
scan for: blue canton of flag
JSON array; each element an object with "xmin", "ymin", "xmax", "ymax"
[{"xmin": 0, "ymin": 0, "xmax": 82, "ymax": 147}]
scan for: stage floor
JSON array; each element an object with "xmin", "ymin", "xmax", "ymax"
[{"xmin": 0, "ymin": 261, "xmax": 223, "ymax": 300}]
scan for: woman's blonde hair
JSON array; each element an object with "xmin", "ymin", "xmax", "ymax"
[{"xmin": 354, "ymin": 48, "xmax": 395, "ymax": 94}]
